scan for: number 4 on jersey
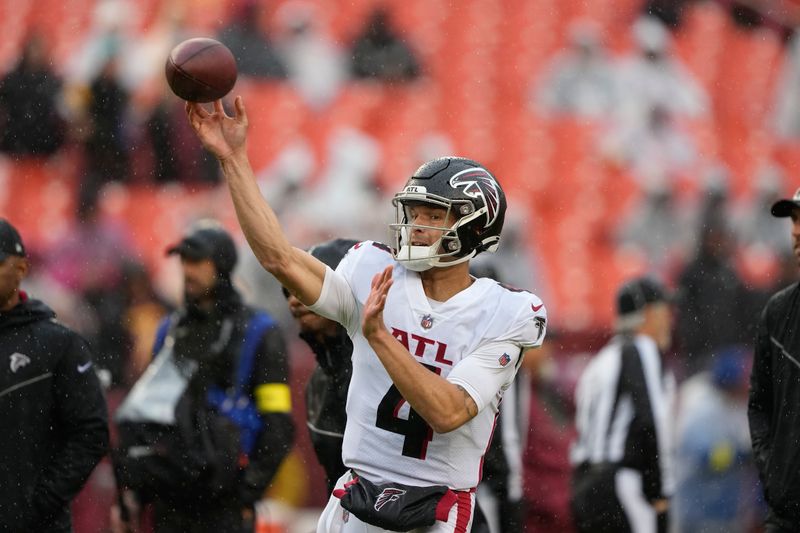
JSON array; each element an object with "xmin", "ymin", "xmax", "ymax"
[{"xmin": 375, "ymin": 364, "xmax": 440, "ymax": 459}]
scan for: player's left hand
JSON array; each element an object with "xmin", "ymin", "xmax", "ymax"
[{"xmin": 362, "ymin": 266, "xmax": 393, "ymax": 339}]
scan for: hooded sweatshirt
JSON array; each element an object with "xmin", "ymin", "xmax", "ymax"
[{"xmin": 0, "ymin": 295, "xmax": 108, "ymax": 532}]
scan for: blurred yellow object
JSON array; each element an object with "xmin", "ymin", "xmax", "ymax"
[
  {"xmin": 265, "ymin": 449, "xmax": 309, "ymax": 507},
  {"xmin": 709, "ymin": 441, "xmax": 734, "ymax": 472}
]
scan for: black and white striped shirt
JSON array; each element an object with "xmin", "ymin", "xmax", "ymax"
[{"xmin": 570, "ymin": 334, "xmax": 676, "ymax": 499}]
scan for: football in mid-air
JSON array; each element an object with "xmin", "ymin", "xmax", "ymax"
[{"xmin": 165, "ymin": 38, "xmax": 237, "ymax": 103}]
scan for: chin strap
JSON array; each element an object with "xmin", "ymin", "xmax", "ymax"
[
  {"xmin": 395, "ymin": 244, "xmax": 475, "ymax": 271},
  {"xmin": 395, "ymin": 244, "xmax": 437, "ymax": 271}
]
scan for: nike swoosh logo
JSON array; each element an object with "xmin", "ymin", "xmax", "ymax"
[
  {"xmin": 77, "ymin": 362, "xmax": 93, "ymax": 373},
  {"xmin": 531, "ymin": 303, "xmax": 543, "ymax": 312}
]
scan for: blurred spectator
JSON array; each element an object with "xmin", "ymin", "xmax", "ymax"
[
  {"xmin": 276, "ymin": 1, "xmax": 349, "ymax": 111},
  {"xmin": 121, "ymin": 1, "xmax": 190, "ymax": 91},
  {"xmin": 601, "ymin": 105, "xmax": 697, "ymax": 192},
  {"xmin": 615, "ymin": 182, "xmax": 693, "ymax": 274},
  {"xmin": 533, "ymin": 20, "xmax": 616, "ymax": 120},
  {"xmin": 675, "ymin": 211, "xmax": 754, "ymax": 377},
  {"xmin": 42, "ymin": 187, "xmax": 136, "ymax": 385},
  {"xmin": 773, "ymin": 29, "xmax": 800, "ymax": 138},
  {"xmin": 143, "ymin": 93, "xmax": 181, "ymax": 183},
  {"xmin": 734, "ymin": 164, "xmax": 793, "ymax": 255},
  {"xmin": 615, "ymin": 16, "xmax": 708, "ymax": 130},
  {"xmin": 294, "ymin": 126, "xmax": 384, "ymax": 240},
  {"xmin": 84, "ymin": 57, "xmax": 131, "ymax": 184},
  {"xmin": 119, "ymin": 260, "xmax": 171, "ymax": 387},
  {"xmin": 674, "ymin": 346, "xmax": 764, "ymax": 532},
  {"xmin": 642, "ymin": 0, "xmax": 692, "ymax": 28},
  {"xmin": 217, "ymin": 0, "xmax": 289, "ymax": 79},
  {"xmin": 601, "ymin": 103, "xmax": 698, "ymax": 190},
  {"xmin": 521, "ymin": 331, "xmax": 575, "ymax": 532},
  {"xmin": 349, "ymin": 6, "xmax": 421, "ymax": 82},
  {"xmin": 65, "ymin": 0, "xmax": 139, "ymax": 87},
  {"xmin": 128, "ymin": 87, "xmax": 220, "ymax": 185},
  {"xmin": 0, "ymin": 33, "xmax": 65, "ymax": 157}
]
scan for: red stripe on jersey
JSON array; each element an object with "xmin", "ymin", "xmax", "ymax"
[
  {"xmin": 454, "ymin": 491, "xmax": 473, "ymax": 533},
  {"xmin": 477, "ymin": 411, "xmax": 500, "ymax": 482}
]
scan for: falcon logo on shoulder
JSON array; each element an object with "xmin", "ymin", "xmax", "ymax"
[
  {"xmin": 449, "ymin": 168, "xmax": 501, "ymax": 229},
  {"xmin": 374, "ymin": 488, "xmax": 406, "ymax": 511}
]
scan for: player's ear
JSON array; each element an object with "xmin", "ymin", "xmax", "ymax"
[{"xmin": 14, "ymin": 257, "xmax": 29, "ymax": 282}]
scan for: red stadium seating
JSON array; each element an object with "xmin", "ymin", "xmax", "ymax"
[{"xmin": 1, "ymin": 0, "xmax": 793, "ymax": 332}]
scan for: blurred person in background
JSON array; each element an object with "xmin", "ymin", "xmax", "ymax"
[
  {"xmin": 600, "ymin": 103, "xmax": 698, "ymax": 191},
  {"xmin": 0, "ymin": 218, "xmax": 108, "ymax": 532},
  {"xmin": 114, "ymin": 220, "xmax": 293, "ymax": 533},
  {"xmin": 42, "ymin": 186, "xmax": 136, "ymax": 387},
  {"xmin": 614, "ymin": 181, "xmax": 694, "ymax": 275},
  {"xmin": 65, "ymin": 0, "xmax": 138, "ymax": 87},
  {"xmin": 570, "ymin": 277, "xmax": 676, "ymax": 533},
  {"xmin": 675, "ymin": 209, "xmax": 754, "ymax": 378},
  {"xmin": 284, "ymin": 238, "xmax": 357, "ymax": 493},
  {"xmin": 533, "ymin": 19, "xmax": 617, "ymax": 121},
  {"xmin": 614, "ymin": 16, "xmax": 708, "ymax": 131},
  {"xmin": 349, "ymin": 6, "xmax": 421, "ymax": 82},
  {"xmin": 674, "ymin": 346, "xmax": 764, "ymax": 532},
  {"xmin": 217, "ymin": 0, "xmax": 288, "ymax": 80},
  {"xmin": 118, "ymin": 260, "xmax": 172, "ymax": 387},
  {"xmin": 276, "ymin": 0, "xmax": 348, "ymax": 111},
  {"xmin": 522, "ymin": 330, "xmax": 575, "ymax": 532},
  {"xmin": 0, "ymin": 32, "xmax": 65, "ymax": 157},
  {"xmin": 734, "ymin": 163, "xmax": 792, "ymax": 256},
  {"xmin": 83, "ymin": 56, "xmax": 131, "ymax": 185},
  {"xmin": 749, "ymin": 188, "xmax": 800, "ymax": 532},
  {"xmin": 772, "ymin": 28, "xmax": 800, "ymax": 139}
]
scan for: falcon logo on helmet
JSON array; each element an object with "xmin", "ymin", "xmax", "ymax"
[{"xmin": 449, "ymin": 168, "xmax": 501, "ymax": 229}]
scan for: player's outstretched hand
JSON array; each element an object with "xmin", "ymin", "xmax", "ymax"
[
  {"xmin": 362, "ymin": 265, "xmax": 393, "ymax": 340},
  {"xmin": 185, "ymin": 96, "xmax": 248, "ymax": 161}
]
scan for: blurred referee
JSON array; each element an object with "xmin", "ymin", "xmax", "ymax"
[{"xmin": 569, "ymin": 277, "xmax": 676, "ymax": 533}]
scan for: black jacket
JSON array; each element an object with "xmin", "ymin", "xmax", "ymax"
[
  {"xmin": 165, "ymin": 289, "xmax": 294, "ymax": 508},
  {"xmin": 0, "ymin": 296, "xmax": 108, "ymax": 533},
  {"xmin": 301, "ymin": 326, "xmax": 353, "ymax": 437},
  {"xmin": 748, "ymin": 281, "xmax": 800, "ymax": 525}
]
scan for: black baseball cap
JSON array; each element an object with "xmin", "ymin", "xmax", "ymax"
[
  {"xmin": 771, "ymin": 187, "xmax": 800, "ymax": 218},
  {"xmin": 166, "ymin": 220, "xmax": 238, "ymax": 276},
  {"xmin": 308, "ymin": 238, "xmax": 359, "ymax": 270},
  {"xmin": 0, "ymin": 219, "xmax": 26, "ymax": 261},
  {"xmin": 615, "ymin": 276, "xmax": 672, "ymax": 331}
]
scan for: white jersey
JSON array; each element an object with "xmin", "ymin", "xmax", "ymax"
[{"xmin": 309, "ymin": 241, "xmax": 547, "ymax": 490}]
